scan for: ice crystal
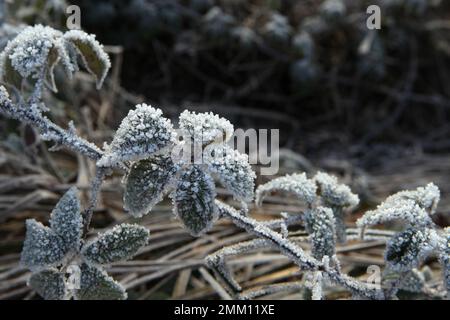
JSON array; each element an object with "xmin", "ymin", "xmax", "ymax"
[
  {"xmin": 82, "ymin": 224, "xmax": 149, "ymax": 265},
  {"xmin": 124, "ymin": 155, "xmax": 178, "ymax": 217},
  {"xmin": 28, "ymin": 268, "xmax": 67, "ymax": 300},
  {"xmin": 98, "ymin": 104, "xmax": 176, "ymax": 167},
  {"xmin": 305, "ymin": 207, "xmax": 336, "ymax": 259},
  {"xmin": 21, "ymin": 219, "xmax": 68, "ymax": 271},
  {"xmin": 64, "ymin": 30, "xmax": 111, "ymax": 89},
  {"xmin": 313, "ymin": 172, "xmax": 359, "ymax": 208},
  {"xmin": 49, "ymin": 187, "xmax": 82, "ymax": 251},
  {"xmin": 173, "ymin": 165, "xmax": 218, "ymax": 236},
  {"xmin": 205, "ymin": 145, "xmax": 255, "ymax": 202},
  {"xmin": 75, "ymin": 263, "xmax": 127, "ymax": 300},
  {"xmin": 356, "ymin": 184, "xmax": 440, "ymax": 230},
  {"xmin": 385, "ymin": 227, "xmax": 440, "ymax": 272},
  {"xmin": 178, "ymin": 110, "xmax": 234, "ymax": 146},
  {"xmin": 2, "ymin": 25, "xmax": 62, "ymax": 79},
  {"xmin": 255, "ymin": 173, "xmax": 317, "ymax": 207}
]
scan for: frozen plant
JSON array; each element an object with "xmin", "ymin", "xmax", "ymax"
[{"xmin": 21, "ymin": 188, "xmax": 149, "ymax": 300}]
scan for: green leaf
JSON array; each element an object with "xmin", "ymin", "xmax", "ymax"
[
  {"xmin": 64, "ymin": 30, "xmax": 110, "ymax": 89},
  {"xmin": 82, "ymin": 224, "xmax": 149, "ymax": 265},
  {"xmin": 174, "ymin": 165, "xmax": 218, "ymax": 236},
  {"xmin": 305, "ymin": 207, "xmax": 336, "ymax": 259},
  {"xmin": 29, "ymin": 269, "xmax": 66, "ymax": 300},
  {"xmin": 75, "ymin": 263, "xmax": 126, "ymax": 300},
  {"xmin": 49, "ymin": 187, "xmax": 82, "ymax": 251},
  {"xmin": 385, "ymin": 227, "xmax": 438, "ymax": 272},
  {"xmin": 21, "ymin": 219, "xmax": 68, "ymax": 271},
  {"xmin": 124, "ymin": 155, "xmax": 178, "ymax": 217}
]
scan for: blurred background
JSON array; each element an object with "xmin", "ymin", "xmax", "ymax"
[{"xmin": 0, "ymin": 0, "xmax": 449, "ymax": 299}]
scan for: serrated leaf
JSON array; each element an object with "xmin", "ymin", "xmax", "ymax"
[
  {"xmin": 64, "ymin": 30, "xmax": 110, "ymax": 89},
  {"xmin": 204, "ymin": 145, "xmax": 255, "ymax": 202},
  {"xmin": 178, "ymin": 110, "xmax": 234, "ymax": 146},
  {"xmin": 75, "ymin": 264, "xmax": 126, "ymax": 300},
  {"xmin": 385, "ymin": 227, "xmax": 439, "ymax": 272},
  {"xmin": 313, "ymin": 172, "xmax": 359, "ymax": 208},
  {"xmin": 124, "ymin": 155, "xmax": 178, "ymax": 217},
  {"xmin": 21, "ymin": 219, "xmax": 68, "ymax": 271},
  {"xmin": 174, "ymin": 165, "xmax": 218, "ymax": 236},
  {"xmin": 305, "ymin": 207, "xmax": 336, "ymax": 259},
  {"xmin": 97, "ymin": 104, "xmax": 176, "ymax": 167},
  {"xmin": 82, "ymin": 224, "xmax": 149, "ymax": 265},
  {"xmin": 255, "ymin": 173, "xmax": 317, "ymax": 206},
  {"xmin": 29, "ymin": 269, "xmax": 66, "ymax": 300},
  {"xmin": 49, "ymin": 187, "xmax": 82, "ymax": 250}
]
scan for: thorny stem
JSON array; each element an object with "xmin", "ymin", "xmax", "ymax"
[{"xmin": 217, "ymin": 205, "xmax": 385, "ymax": 300}]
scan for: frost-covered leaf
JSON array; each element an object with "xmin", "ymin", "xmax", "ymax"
[
  {"xmin": 441, "ymin": 228, "xmax": 449, "ymax": 296},
  {"xmin": 49, "ymin": 187, "xmax": 82, "ymax": 250},
  {"xmin": 124, "ymin": 155, "xmax": 178, "ymax": 217},
  {"xmin": 178, "ymin": 110, "xmax": 234, "ymax": 146},
  {"xmin": 0, "ymin": 53, "xmax": 23, "ymax": 89},
  {"xmin": 357, "ymin": 201, "xmax": 433, "ymax": 230},
  {"xmin": 64, "ymin": 30, "xmax": 111, "ymax": 89},
  {"xmin": 1, "ymin": 25, "xmax": 62, "ymax": 80},
  {"xmin": 75, "ymin": 263, "xmax": 126, "ymax": 300},
  {"xmin": 313, "ymin": 172, "xmax": 359, "ymax": 208},
  {"xmin": 383, "ymin": 183, "xmax": 440, "ymax": 215},
  {"xmin": 82, "ymin": 224, "xmax": 149, "ymax": 265},
  {"xmin": 204, "ymin": 145, "xmax": 255, "ymax": 202},
  {"xmin": 255, "ymin": 173, "xmax": 317, "ymax": 206},
  {"xmin": 385, "ymin": 227, "xmax": 440, "ymax": 272},
  {"xmin": 29, "ymin": 269, "xmax": 66, "ymax": 300},
  {"xmin": 21, "ymin": 219, "xmax": 68, "ymax": 271},
  {"xmin": 398, "ymin": 268, "xmax": 428, "ymax": 293},
  {"xmin": 173, "ymin": 165, "xmax": 218, "ymax": 236},
  {"xmin": 98, "ymin": 104, "xmax": 176, "ymax": 167},
  {"xmin": 305, "ymin": 207, "xmax": 336, "ymax": 259}
]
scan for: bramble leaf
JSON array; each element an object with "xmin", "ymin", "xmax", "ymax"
[
  {"xmin": 313, "ymin": 172, "xmax": 359, "ymax": 208},
  {"xmin": 29, "ymin": 269, "xmax": 66, "ymax": 300},
  {"xmin": 98, "ymin": 104, "xmax": 176, "ymax": 167},
  {"xmin": 385, "ymin": 227, "xmax": 439, "ymax": 272},
  {"xmin": 124, "ymin": 155, "xmax": 178, "ymax": 217},
  {"xmin": 75, "ymin": 263, "xmax": 126, "ymax": 300},
  {"xmin": 82, "ymin": 224, "xmax": 149, "ymax": 265},
  {"xmin": 173, "ymin": 165, "xmax": 218, "ymax": 236},
  {"xmin": 63, "ymin": 30, "xmax": 111, "ymax": 89},
  {"xmin": 305, "ymin": 207, "xmax": 336, "ymax": 259},
  {"xmin": 21, "ymin": 219, "xmax": 68, "ymax": 271},
  {"xmin": 49, "ymin": 187, "xmax": 82, "ymax": 251},
  {"xmin": 178, "ymin": 110, "xmax": 234, "ymax": 146},
  {"xmin": 255, "ymin": 173, "xmax": 317, "ymax": 206},
  {"xmin": 204, "ymin": 145, "xmax": 255, "ymax": 202}
]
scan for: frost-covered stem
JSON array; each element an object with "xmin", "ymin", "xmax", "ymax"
[
  {"xmin": 219, "ymin": 206, "xmax": 385, "ymax": 299},
  {"xmin": 29, "ymin": 66, "xmax": 47, "ymax": 105},
  {"xmin": 82, "ymin": 167, "xmax": 108, "ymax": 235},
  {"xmin": 332, "ymin": 206, "xmax": 347, "ymax": 244},
  {"xmin": 0, "ymin": 98, "xmax": 104, "ymax": 160},
  {"xmin": 240, "ymin": 282, "xmax": 304, "ymax": 300}
]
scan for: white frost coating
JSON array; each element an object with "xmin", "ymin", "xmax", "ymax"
[
  {"xmin": 383, "ymin": 183, "xmax": 440, "ymax": 215},
  {"xmin": 385, "ymin": 227, "xmax": 441, "ymax": 272},
  {"xmin": 204, "ymin": 145, "xmax": 256, "ymax": 202},
  {"xmin": 1, "ymin": 25, "xmax": 62, "ymax": 78},
  {"xmin": 173, "ymin": 165, "xmax": 218, "ymax": 236},
  {"xmin": 124, "ymin": 155, "xmax": 178, "ymax": 217},
  {"xmin": 313, "ymin": 171, "xmax": 359, "ymax": 208},
  {"xmin": 21, "ymin": 219, "xmax": 68, "ymax": 272},
  {"xmin": 63, "ymin": 30, "xmax": 111, "ymax": 88},
  {"xmin": 305, "ymin": 207, "xmax": 336, "ymax": 259},
  {"xmin": 357, "ymin": 199, "xmax": 432, "ymax": 229},
  {"xmin": 98, "ymin": 104, "xmax": 176, "ymax": 167},
  {"xmin": 28, "ymin": 268, "xmax": 67, "ymax": 300},
  {"xmin": 82, "ymin": 224, "xmax": 149, "ymax": 265},
  {"xmin": 75, "ymin": 263, "xmax": 127, "ymax": 300},
  {"xmin": 49, "ymin": 187, "xmax": 82, "ymax": 250},
  {"xmin": 255, "ymin": 172, "xmax": 317, "ymax": 206},
  {"xmin": 178, "ymin": 110, "xmax": 234, "ymax": 145}
]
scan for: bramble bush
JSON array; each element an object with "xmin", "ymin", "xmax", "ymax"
[{"xmin": 0, "ymin": 25, "xmax": 448, "ymax": 300}]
